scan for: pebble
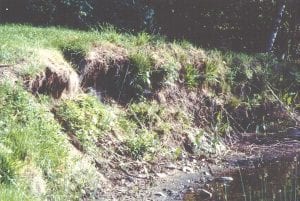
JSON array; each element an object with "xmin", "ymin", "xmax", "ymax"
[
  {"xmin": 154, "ymin": 192, "xmax": 167, "ymax": 197},
  {"xmin": 287, "ymin": 127, "xmax": 300, "ymax": 139},
  {"xmin": 182, "ymin": 166, "xmax": 194, "ymax": 173},
  {"xmin": 197, "ymin": 189, "xmax": 213, "ymax": 199},
  {"xmin": 165, "ymin": 163, "xmax": 177, "ymax": 169},
  {"xmin": 204, "ymin": 171, "xmax": 211, "ymax": 176},
  {"xmin": 213, "ymin": 176, "xmax": 234, "ymax": 183},
  {"xmin": 156, "ymin": 173, "xmax": 167, "ymax": 178}
]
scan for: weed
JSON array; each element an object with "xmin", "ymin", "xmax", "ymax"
[
  {"xmin": 128, "ymin": 52, "xmax": 153, "ymax": 97},
  {"xmin": 205, "ymin": 50, "xmax": 228, "ymax": 93},
  {"xmin": 134, "ymin": 32, "xmax": 153, "ymax": 46},
  {"xmin": 126, "ymin": 129, "xmax": 157, "ymax": 159},
  {"xmin": 57, "ymin": 38, "xmax": 90, "ymax": 69},
  {"xmin": 128, "ymin": 102, "xmax": 163, "ymax": 128},
  {"xmin": 183, "ymin": 64, "xmax": 201, "ymax": 88},
  {"xmin": 55, "ymin": 95, "xmax": 115, "ymax": 152}
]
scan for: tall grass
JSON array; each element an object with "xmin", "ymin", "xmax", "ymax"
[{"xmin": 0, "ymin": 82, "xmax": 100, "ymax": 199}]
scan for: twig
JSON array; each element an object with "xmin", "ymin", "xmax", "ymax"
[
  {"xmin": 118, "ymin": 65, "xmax": 130, "ymax": 102},
  {"xmin": 266, "ymin": 83, "xmax": 299, "ymax": 123},
  {"xmin": 222, "ymin": 106, "xmax": 247, "ymax": 133},
  {"xmin": 0, "ymin": 64, "xmax": 13, "ymax": 68}
]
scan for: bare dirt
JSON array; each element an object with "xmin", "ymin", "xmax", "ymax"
[
  {"xmin": 11, "ymin": 46, "xmax": 299, "ymax": 201},
  {"xmin": 91, "ymin": 132, "xmax": 300, "ymax": 201},
  {"xmin": 27, "ymin": 50, "xmax": 80, "ymax": 99},
  {"xmin": 143, "ymin": 132, "xmax": 300, "ymax": 201}
]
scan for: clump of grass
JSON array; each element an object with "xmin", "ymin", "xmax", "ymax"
[
  {"xmin": 55, "ymin": 95, "xmax": 115, "ymax": 152},
  {"xmin": 134, "ymin": 32, "xmax": 153, "ymax": 46},
  {"xmin": 204, "ymin": 50, "xmax": 229, "ymax": 93},
  {"xmin": 0, "ymin": 184, "xmax": 34, "ymax": 201},
  {"xmin": 95, "ymin": 25, "xmax": 125, "ymax": 44},
  {"xmin": 128, "ymin": 52, "xmax": 153, "ymax": 98},
  {"xmin": 126, "ymin": 129, "xmax": 157, "ymax": 160},
  {"xmin": 0, "ymin": 83, "xmax": 63, "ymax": 197},
  {"xmin": 0, "ymin": 82, "xmax": 101, "ymax": 199},
  {"xmin": 0, "ymin": 155, "xmax": 18, "ymax": 184},
  {"xmin": 183, "ymin": 64, "xmax": 201, "ymax": 88},
  {"xmin": 128, "ymin": 102, "xmax": 162, "ymax": 127},
  {"xmin": 123, "ymin": 101, "xmax": 174, "ymax": 159},
  {"xmin": 56, "ymin": 38, "xmax": 90, "ymax": 68}
]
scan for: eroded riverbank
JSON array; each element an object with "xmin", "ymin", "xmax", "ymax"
[{"xmin": 137, "ymin": 132, "xmax": 300, "ymax": 201}]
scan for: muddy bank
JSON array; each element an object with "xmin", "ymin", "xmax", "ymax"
[
  {"xmin": 15, "ymin": 44, "xmax": 299, "ymax": 200},
  {"xmin": 134, "ymin": 133, "xmax": 300, "ymax": 201}
]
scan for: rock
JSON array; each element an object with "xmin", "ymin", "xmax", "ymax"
[
  {"xmin": 156, "ymin": 173, "xmax": 167, "ymax": 178},
  {"xmin": 182, "ymin": 166, "xmax": 194, "ymax": 173},
  {"xmin": 165, "ymin": 163, "xmax": 177, "ymax": 170},
  {"xmin": 287, "ymin": 127, "xmax": 300, "ymax": 139},
  {"xmin": 213, "ymin": 176, "xmax": 234, "ymax": 184},
  {"xmin": 154, "ymin": 192, "xmax": 167, "ymax": 197},
  {"xmin": 204, "ymin": 171, "xmax": 211, "ymax": 176},
  {"xmin": 156, "ymin": 91, "xmax": 166, "ymax": 104},
  {"xmin": 197, "ymin": 189, "xmax": 212, "ymax": 199}
]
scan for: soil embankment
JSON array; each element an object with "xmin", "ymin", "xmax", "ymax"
[
  {"xmin": 1, "ymin": 31, "xmax": 299, "ymax": 200},
  {"xmin": 21, "ymin": 43, "xmax": 299, "ymax": 200},
  {"xmin": 144, "ymin": 132, "xmax": 300, "ymax": 201}
]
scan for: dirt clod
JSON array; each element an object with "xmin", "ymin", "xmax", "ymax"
[{"xmin": 27, "ymin": 50, "xmax": 80, "ymax": 99}]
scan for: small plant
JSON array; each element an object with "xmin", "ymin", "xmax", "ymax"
[
  {"xmin": 205, "ymin": 50, "xmax": 228, "ymax": 93},
  {"xmin": 55, "ymin": 95, "xmax": 114, "ymax": 151},
  {"xmin": 134, "ymin": 32, "xmax": 152, "ymax": 46},
  {"xmin": 97, "ymin": 25, "xmax": 124, "ymax": 44},
  {"xmin": 128, "ymin": 52, "xmax": 153, "ymax": 97},
  {"xmin": 126, "ymin": 130, "xmax": 157, "ymax": 159},
  {"xmin": 127, "ymin": 101, "xmax": 172, "ymax": 137},
  {"xmin": 57, "ymin": 38, "xmax": 90, "ymax": 68},
  {"xmin": 128, "ymin": 102, "xmax": 163, "ymax": 128},
  {"xmin": 184, "ymin": 64, "xmax": 201, "ymax": 88}
]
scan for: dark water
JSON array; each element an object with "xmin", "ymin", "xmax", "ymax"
[{"xmin": 184, "ymin": 156, "xmax": 300, "ymax": 201}]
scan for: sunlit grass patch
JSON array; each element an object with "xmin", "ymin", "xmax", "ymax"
[{"xmin": 0, "ymin": 83, "xmax": 100, "ymax": 199}]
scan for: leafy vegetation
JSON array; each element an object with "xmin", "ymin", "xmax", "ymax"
[
  {"xmin": 183, "ymin": 64, "xmax": 201, "ymax": 89},
  {"xmin": 0, "ymin": 83, "xmax": 100, "ymax": 200},
  {"xmin": 0, "ymin": 24, "xmax": 299, "ymax": 199},
  {"xmin": 54, "ymin": 95, "xmax": 114, "ymax": 152}
]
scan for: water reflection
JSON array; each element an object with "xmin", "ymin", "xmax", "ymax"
[{"xmin": 184, "ymin": 156, "xmax": 300, "ymax": 201}]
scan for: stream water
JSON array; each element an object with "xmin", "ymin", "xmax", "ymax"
[{"xmin": 184, "ymin": 155, "xmax": 300, "ymax": 201}]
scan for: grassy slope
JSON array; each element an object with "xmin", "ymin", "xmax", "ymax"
[{"xmin": 0, "ymin": 24, "xmax": 299, "ymax": 200}]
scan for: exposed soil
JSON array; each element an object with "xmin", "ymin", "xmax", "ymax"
[
  {"xmin": 87, "ymin": 132, "xmax": 300, "ymax": 201},
  {"xmin": 80, "ymin": 43, "xmax": 132, "ymax": 103},
  {"xmin": 144, "ymin": 132, "xmax": 300, "ymax": 201},
  {"xmin": 27, "ymin": 50, "xmax": 80, "ymax": 99},
  {"xmin": 17, "ymin": 46, "xmax": 299, "ymax": 200}
]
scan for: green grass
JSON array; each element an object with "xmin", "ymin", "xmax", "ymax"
[
  {"xmin": 0, "ymin": 82, "xmax": 100, "ymax": 200},
  {"xmin": 0, "ymin": 23, "xmax": 299, "ymax": 200},
  {"xmin": 54, "ymin": 95, "xmax": 115, "ymax": 153},
  {"xmin": 183, "ymin": 64, "xmax": 201, "ymax": 88}
]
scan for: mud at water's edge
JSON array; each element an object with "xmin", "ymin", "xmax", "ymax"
[{"xmin": 138, "ymin": 134, "xmax": 300, "ymax": 201}]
